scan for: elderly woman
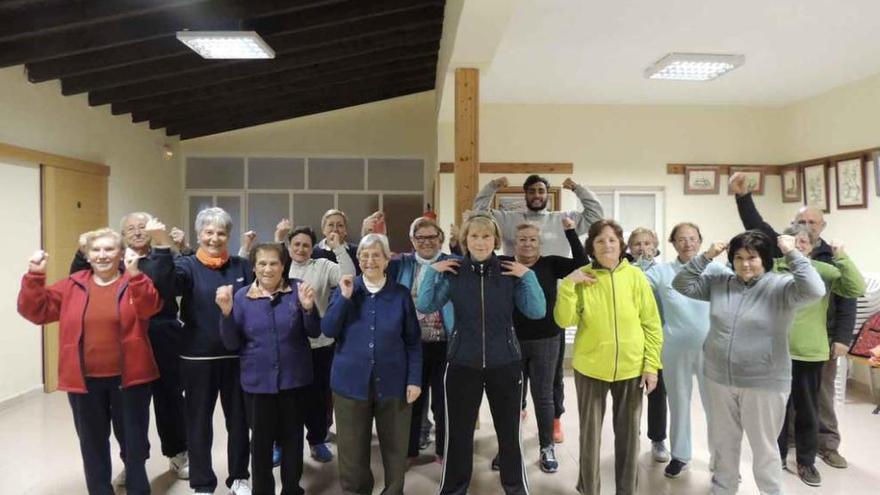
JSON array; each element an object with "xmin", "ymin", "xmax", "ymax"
[
  {"xmin": 216, "ymin": 243, "xmax": 321, "ymax": 495},
  {"xmin": 313, "ymin": 209, "xmax": 361, "ymax": 274},
  {"xmin": 418, "ymin": 213, "xmax": 545, "ymax": 495},
  {"xmin": 18, "ymin": 229, "xmax": 161, "ymax": 495},
  {"xmin": 554, "ymin": 219, "xmax": 663, "ymax": 495},
  {"xmin": 774, "ymin": 225, "xmax": 864, "ymax": 487},
  {"xmin": 322, "ymin": 233, "xmax": 422, "ymax": 495},
  {"xmin": 385, "ymin": 216, "xmax": 457, "ymax": 463},
  {"xmin": 625, "ymin": 227, "xmax": 670, "ymax": 463},
  {"xmin": 174, "ymin": 207, "xmax": 254, "ymax": 495},
  {"xmin": 673, "ymin": 230, "xmax": 825, "ymax": 495},
  {"xmin": 642, "ymin": 222, "xmax": 729, "ymax": 478},
  {"xmin": 284, "ymin": 224, "xmax": 355, "ymax": 463}
]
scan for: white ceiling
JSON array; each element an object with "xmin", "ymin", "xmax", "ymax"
[{"xmin": 461, "ymin": 0, "xmax": 880, "ymax": 106}]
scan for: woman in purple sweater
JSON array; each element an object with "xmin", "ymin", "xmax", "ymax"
[{"xmin": 216, "ymin": 243, "xmax": 321, "ymax": 495}]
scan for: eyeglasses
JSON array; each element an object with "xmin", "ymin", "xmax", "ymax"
[{"xmin": 413, "ymin": 235, "xmax": 440, "ymax": 243}]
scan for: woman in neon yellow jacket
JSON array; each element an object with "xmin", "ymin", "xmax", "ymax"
[{"xmin": 554, "ymin": 219, "xmax": 662, "ymax": 495}]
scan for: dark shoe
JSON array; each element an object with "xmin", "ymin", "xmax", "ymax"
[
  {"xmin": 491, "ymin": 454, "xmax": 500, "ymax": 471},
  {"xmin": 272, "ymin": 444, "xmax": 282, "ymax": 467},
  {"xmin": 818, "ymin": 449, "xmax": 847, "ymax": 469},
  {"xmin": 797, "ymin": 464, "xmax": 822, "ymax": 487},
  {"xmin": 664, "ymin": 459, "xmax": 689, "ymax": 478},
  {"xmin": 310, "ymin": 443, "xmax": 333, "ymax": 463},
  {"xmin": 539, "ymin": 446, "xmax": 558, "ymax": 473}
]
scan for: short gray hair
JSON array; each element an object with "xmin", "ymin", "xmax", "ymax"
[
  {"xmin": 80, "ymin": 228, "xmax": 123, "ymax": 253},
  {"xmin": 783, "ymin": 223, "xmax": 816, "ymax": 244},
  {"xmin": 357, "ymin": 233, "xmax": 391, "ymax": 259},
  {"xmin": 195, "ymin": 207, "xmax": 232, "ymax": 234},
  {"xmin": 119, "ymin": 211, "xmax": 153, "ymax": 232}
]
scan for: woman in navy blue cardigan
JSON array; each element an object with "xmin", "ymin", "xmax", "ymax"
[
  {"xmin": 216, "ymin": 243, "xmax": 321, "ymax": 495},
  {"xmin": 322, "ymin": 233, "xmax": 422, "ymax": 495}
]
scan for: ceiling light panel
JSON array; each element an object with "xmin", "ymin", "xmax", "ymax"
[
  {"xmin": 644, "ymin": 53, "xmax": 744, "ymax": 81},
  {"xmin": 176, "ymin": 31, "xmax": 275, "ymax": 59}
]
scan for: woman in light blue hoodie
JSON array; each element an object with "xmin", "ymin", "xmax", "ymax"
[{"xmin": 673, "ymin": 230, "xmax": 824, "ymax": 495}]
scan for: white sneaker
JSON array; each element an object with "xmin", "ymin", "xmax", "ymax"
[
  {"xmin": 170, "ymin": 451, "xmax": 190, "ymax": 480},
  {"xmin": 229, "ymin": 479, "xmax": 252, "ymax": 495},
  {"xmin": 112, "ymin": 469, "xmax": 126, "ymax": 488},
  {"xmin": 652, "ymin": 441, "xmax": 671, "ymax": 462}
]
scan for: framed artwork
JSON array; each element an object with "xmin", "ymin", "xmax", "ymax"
[
  {"xmin": 780, "ymin": 166, "xmax": 801, "ymax": 203},
  {"xmin": 492, "ymin": 186, "xmax": 561, "ymax": 211},
  {"xmin": 802, "ymin": 161, "xmax": 829, "ymax": 213},
  {"xmin": 728, "ymin": 166, "xmax": 765, "ymax": 195},
  {"xmin": 835, "ymin": 157, "xmax": 867, "ymax": 209},
  {"xmin": 684, "ymin": 166, "xmax": 719, "ymax": 194}
]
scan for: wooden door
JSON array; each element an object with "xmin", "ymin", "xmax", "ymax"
[{"xmin": 41, "ymin": 165, "xmax": 108, "ymax": 392}]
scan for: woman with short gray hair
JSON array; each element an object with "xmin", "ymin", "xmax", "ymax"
[
  {"xmin": 174, "ymin": 206, "xmax": 254, "ymax": 495},
  {"xmin": 322, "ymin": 233, "xmax": 422, "ymax": 495}
]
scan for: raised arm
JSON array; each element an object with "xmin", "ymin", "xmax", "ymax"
[
  {"xmin": 563, "ymin": 177, "xmax": 604, "ymax": 235},
  {"xmin": 672, "ymin": 242, "xmax": 727, "ymax": 302},
  {"xmin": 217, "ymin": 286, "xmax": 244, "ymax": 351},
  {"xmin": 332, "ymin": 244, "xmax": 357, "ymax": 278},
  {"xmin": 18, "ymin": 251, "xmax": 63, "ymax": 325},
  {"xmin": 730, "ymin": 173, "xmax": 783, "ymax": 258},
  {"xmin": 473, "ymin": 177, "xmax": 506, "ymax": 211},
  {"xmin": 549, "ymin": 219, "xmax": 590, "ymax": 278},
  {"xmin": 778, "ymin": 237, "xmax": 826, "ymax": 309}
]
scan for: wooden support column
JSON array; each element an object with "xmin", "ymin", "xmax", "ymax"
[{"xmin": 454, "ymin": 68, "xmax": 479, "ymax": 225}]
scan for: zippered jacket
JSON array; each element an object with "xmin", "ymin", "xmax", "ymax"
[
  {"xmin": 673, "ymin": 250, "xmax": 825, "ymax": 391},
  {"xmin": 416, "ymin": 254, "xmax": 546, "ymax": 369},
  {"xmin": 17, "ymin": 270, "xmax": 162, "ymax": 393},
  {"xmin": 554, "ymin": 259, "xmax": 663, "ymax": 382}
]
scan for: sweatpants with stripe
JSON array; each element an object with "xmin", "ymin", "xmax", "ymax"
[
  {"xmin": 440, "ymin": 362, "xmax": 528, "ymax": 495},
  {"xmin": 705, "ymin": 378, "xmax": 788, "ymax": 495},
  {"xmin": 574, "ymin": 372, "xmax": 642, "ymax": 495}
]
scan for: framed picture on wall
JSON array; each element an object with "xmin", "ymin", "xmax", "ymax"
[
  {"xmin": 780, "ymin": 166, "xmax": 801, "ymax": 203},
  {"xmin": 728, "ymin": 166, "xmax": 765, "ymax": 195},
  {"xmin": 802, "ymin": 161, "xmax": 829, "ymax": 213},
  {"xmin": 834, "ymin": 157, "xmax": 867, "ymax": 209},
  {"xmin": 492, "ymin": 187, "xmax": 561, "ymax": 211},
  {"xmin": 684, "ymin": 166, "xmax": 719, "ymax": 194}
]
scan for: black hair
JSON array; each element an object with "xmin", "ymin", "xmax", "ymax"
[
  {"xmin": 522, "ymin": 174, "xmax": 550, "ymax": 191},
  {"xmin": 727, "ymin": 230, "xmax": 774, "ymax": 272},
  {"xmin": 287, "ymin": 226, "xmax": 317, "ymax": 246}
]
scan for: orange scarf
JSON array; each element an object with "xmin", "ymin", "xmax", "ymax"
[{"xmin": 196, "ymin": 247, "xmax": 229, "ymax": 269}]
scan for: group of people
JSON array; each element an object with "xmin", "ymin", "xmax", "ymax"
[{"xmin": 15, "ymin": 172, "xmax": 872, "ymax": 495}]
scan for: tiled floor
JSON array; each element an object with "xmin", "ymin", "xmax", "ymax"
[{"xmin": 2, "ymin": 375, "xmax": 880, "ymax": 494}]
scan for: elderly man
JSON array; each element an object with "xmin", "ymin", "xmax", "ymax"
[
  {"xmin": 70, "ymin": 212, "xmax": 189, "ymax": 482},
  {"xmin": 730, "ymin": 172, "xmax": 858, "ymax": 469},
  {"xmin": 472, "ymin": 175, "xmax": 604, "ymax": 257}
]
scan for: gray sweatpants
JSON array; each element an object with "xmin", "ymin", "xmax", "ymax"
[{"xmin": 705, "ymin": 378, "xmax": 789, "ymax": 495}]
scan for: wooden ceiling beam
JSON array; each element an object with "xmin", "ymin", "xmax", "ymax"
[
  {"xmin": 176, "ymin": 83, "xmax": 432, "ymax": 139},
  {"xmin": 59, "ymin": 9, "xmax": 442, "ymax": 94},
  {"xmin": 0, "ymin": 0, "xmax": 202, "ymax": 43},
  {"xmin": 87, "ymin": 28, "xmax": 442, "ymax": 105},
  {"xmin": 114, "ymin": 48, "xmax": 437, "ymax": 116},
  {"xmin": 0, "ymin": 0, "xmax": 341, "ymax": 67},
  {"xmin": 137, "ymin": 61, "xmax": 436, "ymax": 125},
  {"xmin": 163, "ymin": 74, "xmax": 434, "ymax": 134},
  {"xmin": 28, "ymin": 1, "xmax": 439, "ymax": 83}
]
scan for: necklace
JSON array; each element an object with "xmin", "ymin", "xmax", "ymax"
[{"xmin": 92, "ymin": 273, "xmax": 120, "ymax": 286}]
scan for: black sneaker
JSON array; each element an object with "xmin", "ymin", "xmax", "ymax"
[
  {"xmin": 491, "ymin": 454, "xmax": 500, "ymax": 471},
  {"xmin": 797, "ymin": 464, "xmax": 822, "ymax": 487},
  {"xmin": 664, "ymin": 459, "xmax": 689, "ymax": 478},
  {"xmin": 540, "ymin": 446, "xmax": 559, "ymax": 473}
]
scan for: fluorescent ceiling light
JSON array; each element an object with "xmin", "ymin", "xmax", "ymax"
[
  {"xmin": 176, "ymin": 31, "xmax": 275, "ymax": 59},
  {"xmin": 644, "ymin": 53, "xmax": 744, "ymax": 81}
]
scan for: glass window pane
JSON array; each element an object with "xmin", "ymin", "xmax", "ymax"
[
  {"xmin": 216, "ymin": 196, "xmax": 242, "ymax": 256},
  {"xmin": 338, "ymin": 194, "xmax": 380, "ymax": 245},
  {"xmin": 381, "ymin": 194, "xmax": 424, "ymax": 253},
  {"xmin": 619, "ymin": 194, "xmax": 656, "ymax": 234},
  {"xmin": 308, "ymin": 158, "xmax": 365, "ymax": 190},
  {"xmin": 367, "ymin": 159, "xmax": 424, "ymax": 191},
  {"xmin": 292, "ymin": 193, "xmax": 335, "ymax": 236},
  {"xmin": 248, "ymin": 158, "xmax": 304, "ymax": 189},
  {"xmin": 247, "ymin": 193, "xmax": 289, "ymax": 243},
  {"xmin": 596, "ymin": 192, "xmax": 614, "ymax": 219},
  {"xmin": 186, "ymin": 157, "xmax": 244, "ymax": 189}
]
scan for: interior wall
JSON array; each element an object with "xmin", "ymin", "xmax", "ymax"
[
  {"xmin": 437, "ymin": 103, "xmax": 792, "ymax": 262},
  {"xmin": 181, "ymin": 91, "xmax": 438, "ymax": 207},
  {"xmin": 0, "ymin": 66, "xmax": 184, "ymax": 400}
]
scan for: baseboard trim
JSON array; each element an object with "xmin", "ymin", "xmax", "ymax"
[{"xmin": 0, "ymin": 386, "xmax": 44, "ymax": 412}]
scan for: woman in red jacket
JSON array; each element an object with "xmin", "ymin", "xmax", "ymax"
[{"xmin": 17, "ymin": 228, "xmax": 162, "ymax": 495}]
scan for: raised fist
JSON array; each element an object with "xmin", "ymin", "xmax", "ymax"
[
  {"xmin": 777, "ymin": 234, "xmax": 796, "ymax": 255},
  {"xmin": 728, "ymin": 172, "xmax": 748, "ymax": 196},
  {"xmin": 493, "ymin": 177, "xmax": 509, "ymax": 188},
  {"xmin": 215, "ymin": 285, "xmax": 234, "ymax": 316},
  {"xmin": 562, "ymin": 216, "xmax": 575, "ymax": 230},
  {"xmin": 144, "ymin": 217, "xmax": 170, "ymax": 247},
  {"xmin": 705, "ymin": 242, "xmax": 728, "ymax": 259},
  {"xmin": 169, "ymin": 227, "xmax": 187, "ymax": 248},
  {"xmin": 326, "ymin": 232, "xmax": 342, "ymax": 250},
  {"xmin": 562, "ymin": 178, "xmax": 577, "ymax": 190},
  {"xmin": 275, "ymin": 218, "xmax": 292, "ymax": 242},
  {"xmin": 124, "ymin": 248, "xmax": 142, "ymax": 275},
  {"xmin": 298, "ymin": 282, "xmax": 316, "ymax": 311},
  {"xmin": 28, "ymin": 250, "xmax": 48, "ymax": 274}
]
